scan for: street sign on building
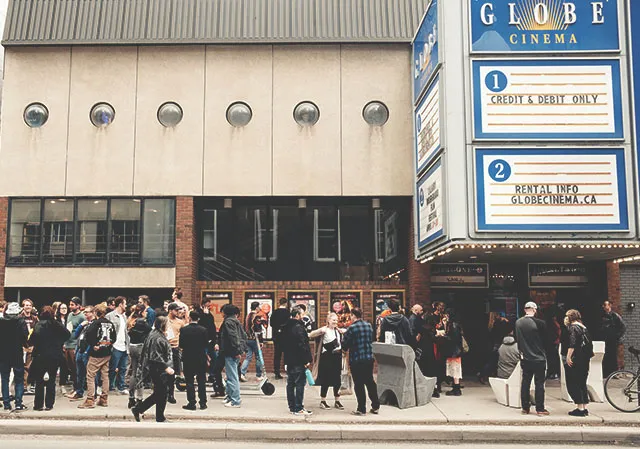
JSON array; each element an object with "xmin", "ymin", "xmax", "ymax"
[
  {"xmin": 470, "ymin": 0, "xmax": 620, "ymax": 53},
  {"xmin": 474, "ymin": 147, "xmax": 629, "ymax": 232},
  {"xmin": 472, "ymin": 59, "xmax": 623, "ymax": 140}
]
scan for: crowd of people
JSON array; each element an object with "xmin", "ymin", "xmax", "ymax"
[{"xmin": 0, "ymin": 291, "xmax": 628, "ymax": 421}]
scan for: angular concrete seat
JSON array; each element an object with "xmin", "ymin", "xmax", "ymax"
[
  {"xmin": 372, "ymin": 342, "xmax": 436, "ymax": 409},
  {"xmin": 560, "ymin": 341, "xmax": 605, "ymax": 403},
  {"xmin": 489, "ymin": 362, "xmax": 522, "ymax": 408}
]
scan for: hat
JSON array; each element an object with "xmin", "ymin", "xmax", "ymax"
[
  {"xmin": 70, "ymin": 297, "xmax": 82, "ymax": 306},
  {"xmin": 167, "ymin": 302, "xmax": 181, "ymax": 312},
  {"xmin": 524, "ymin": 301, "xmax": 538, "ymax": 310},
  {"xmin": 4, "ymin": 302, "xmax": 22, "ymax": 318}
]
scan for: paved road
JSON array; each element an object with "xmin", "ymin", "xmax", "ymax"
[{"xmin": 0, "ymin": 438, "xmax": 627, "ymax": 449}]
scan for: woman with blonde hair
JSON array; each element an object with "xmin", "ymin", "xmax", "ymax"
[
  {"xmin": 309, "ymin": 313, "xmax": 345, "ymax": 410},
  {"xmin": 563, "ymin": 309, "xmax": 593, "ymax": 417}
]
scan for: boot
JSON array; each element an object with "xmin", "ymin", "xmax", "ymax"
[
  {"xmin": 445, "ymin": 384, "xmax": 462, "ymax": 396},
  {"xmin": 127, "ymin": 397, "xmax": 137, "ymax": 409},
  {"xmin": 97, "ymin": 393, "xmax": 108, "ymax": 407},
  {"xmin": 78, "ymin": 397, "xmax": 95, "ymax": 409}
]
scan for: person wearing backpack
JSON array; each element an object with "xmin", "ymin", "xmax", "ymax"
[
  {"xmin": 78, "ymin": 304, "xmax": 116, "ymax": 409},
  {"xmin": 563, "ymin": 309, "xmax": 593, "ymax": 417}
]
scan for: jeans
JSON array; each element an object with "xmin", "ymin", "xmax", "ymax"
[
  {"xmin": 286, "ymin": 365, "xmax": 306, "ymax": 412},
  {"xmin": 351, "ymin": 360, "xmax": 380, "ymax": 413},
  {"xmin": 241, "ymin": 340, "xmax": 263, "ymax": 377},
  {"xmin": 109, "ymin": 349, "xmax": 129, "ymax": 392},
  {"xmin": 137, "ymin": 369, "xmax": 170, "ymax": 422},
  {"xmin": 521, "ymin": 359, "xmax": 546, "ymax": 412},
  {"xmin": 0, "ymin": 361, "xmax": 24, "ymax": 407},
  {"xmin": 128, "ymin": 344, "xmax": 144, "ymax": 400},
  {"xmin": 167, "ymin": 347, "xmax": 181, "ymax": 400},
  {"xmin": 603, "ymin": 340, "xmax": 619, "ymax": 378},
  {"xmin": 74, "ymin": 351, "xmax": 89, "ymax": 396},
  {"xmin": 211, "ymin": 352, "xmax": 225, "ymax": 395},
  {"xmin": 184, "ymin": 362, "xmax": 207, "ymax": 406},
  {"xmin": 34, "ymin": 358, "xmax": 59, "ymax": 410},
  {"xmin": 565, "ymin": 362, "xmax": 590, "ymax": 405},
  {"xmin": 224, "ymin": 356, "xmax": 241, "ymax": 406}
]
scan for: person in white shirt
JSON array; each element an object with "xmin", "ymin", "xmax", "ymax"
[
  {"xmin": 309, "ymin": 313, "xmax": 345, "ymax": 410},
  {"xmin": 106, "ymin": 296, "xmax": 130, "ymax": 394}
]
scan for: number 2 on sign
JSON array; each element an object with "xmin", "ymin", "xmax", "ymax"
[{"xmin": 488, "ymin": 159, "xmax": 511, "ymax": 182}]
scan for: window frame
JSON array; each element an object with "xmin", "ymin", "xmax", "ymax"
[{"xmin": 6, "ymin": 197, "xmax": 176, "ymax": 267}]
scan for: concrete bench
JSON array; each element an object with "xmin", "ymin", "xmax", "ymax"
[
  {"xmin": 560, "ymin": 340, "xmax": 605, "ymax": 403},
  {"xmin": 372, "ymin": 342, "xmax": 436, "ymax": 409},
  {"xmin": 489, "ymin": 362, "xmax": 522, "ymax": 408}
]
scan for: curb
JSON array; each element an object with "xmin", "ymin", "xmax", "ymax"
[{"xmin": 1, "ymin": 420, "xmax": 639, "ymax": 444}]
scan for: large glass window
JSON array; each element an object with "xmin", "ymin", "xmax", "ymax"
[
  {"xmin": 110, "ymin": 199, "xmax": 141, "ymax": 264},
  {"xmin": 42, "ymin": 199, "xmax": 74, "ymax": 263},
  {"xmin": 7, "ymin": 198, "xmax": 175, "ymax": 266},
  {"xmin": 143, "ymin": 199, "xmax": 175, "ymax": 264},
  {"xmin": 76, "ymin": 199, "xmax": 108, "ymax": 264},
  {"xmin": 9, "ymin": 199, "xmax": 41, "ymax": 264}
]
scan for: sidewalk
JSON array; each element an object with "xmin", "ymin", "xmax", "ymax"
[{"xmin": 2, "ymin": 377, "xmax": 639, "ymax": 426}]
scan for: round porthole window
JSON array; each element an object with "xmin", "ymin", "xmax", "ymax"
[
  {"xmin": 23, "ymin": 103, "xmax": 49, "ymax": 128},
  {"xmin": 90, "ymin": 103, "xmax": 116, "ymax": 128},
  {"xmin": 362, "ymin": 101, "xmax": 389, "ymax": 126},
  {"xmin": 157, "ymin": 102, "xmax": 183, "ymax": 127},
  {"xmin": 293, "ymin": 101, "xmax": 320, "ymax": 126},
  {"xmin": 226, "ymin": 102, "xmax": 252, "ymax": 127}
]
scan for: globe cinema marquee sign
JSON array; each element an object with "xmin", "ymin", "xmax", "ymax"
[{"xmin": 470, "ymin": 0, "xmax": 620, "ymax": 53}]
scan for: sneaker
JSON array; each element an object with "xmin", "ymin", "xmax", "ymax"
[
  {"xmin": 369, "ymin": 408, "xmax": 379, "ymax": 415},
  {"xmin": 568, "ymin": 409, "xmax": 586, "ymax": 417},
  {"xmin": 240, "ymin": 375, "xmax": 248, "ymax": 382},
  {"xmin": 25, "ymin": 386, "xmax": 36, "ymax": 396},
  {"xmin": 536, "ymin": 409, "xmax": 550, "ymax": 416},
  {"xmin": 584, "ymin": 409, "xmax": 589, "ymax": 416},
  {"xmin": 118, "ymin": 389, "xmax": 129, "ymax": 396},
  {"xmin": 210, "ymin": 392, "xmax": 225, "ymax": 398},
  {"xmin": 224, "ymin": 402, "xmax": 241, "ymax": 408},
  {"xmin": 320, "ymin": 401, "xmax": 331, "ymax": 410},
  {"xmin": 167, "ymin": 397, "xmax": 177, "ymax": 404},
  {"xmin": 293, "ymin": 409, "xmax": 313, "ymax": 416},
  {"xmin": 521, "ymin": 408, "xmax": 530, "ymax": 415},
  {"xmin": 200, "ymin": 404, "xmax": 207, "ymax": 410},
  {"xmin": 432, "ymin": 390, "xmax": 440, "ymax": 398},
  {"xmin": 78, "ymin": 398, "xmax": 95, "ymax": 409},
  {"xmin": 68, "ymin": 393, "xmax": 84, "ymax": 401},
  {"xmin": 13, "ymin": 404, "xmax": 27, "ymax": 412},
  {"xmin": 131, "ymin": 407, "xmax": 141, "ymax": 423},
  {"xmin": 182, "ymin": 404, "xmax": 197, "ymax": 411},
  {"xmin": 127, "ymin": 398, "xmax": 137, "ymax": 409},
  {"xmin": 222, "ymin": 397, "xmax": 231, "ymax": 404},
  {"xmin": 351, "ymin": 410, "xmax": 366, "ymax": 416},
  {"xmin": 3, "ymin": 405, "xmax": 11, "ymax": 411},
  {"xmin": 334, "ymin": 401, "xmax": 344, "ymax": 410},
  {"xmin": 256, "ymin": 376, "xmax": 266, "ymax": 382}
]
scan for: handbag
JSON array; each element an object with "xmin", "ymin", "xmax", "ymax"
[{"xmin": 461, "ymin": 334, "xmax": 470, "ymax": 354}]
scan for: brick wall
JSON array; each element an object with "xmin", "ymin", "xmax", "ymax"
[
  {"xmin": 0, "ymin": 197, "xmax": 6, "ymax": 301},
  {"xmin": 406, "ymin": 203, "xmax": 430, "ymax": 307},
  {"xmin": 619, "ymin": 264, "xmax": 640, "ymax": 371},
  {"xmin": 195, "ymin": 280, "xmax": 407, "ymax": 374},
  {"xmin": 175, "ymin": 197, "xmax": 198, "ymax": 305}
]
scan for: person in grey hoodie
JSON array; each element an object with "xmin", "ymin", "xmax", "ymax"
[
  {"xmin": 497, "ymin": 329, "xmax": 520, "ymax": 379},
  {"xmin": 378, "ymin": 299, "xmax": 416, "ymax": 347}
]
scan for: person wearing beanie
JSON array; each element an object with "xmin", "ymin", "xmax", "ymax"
[{"xmin": 0, "ymin": 303, "xmax": 29, "ymax": 411}]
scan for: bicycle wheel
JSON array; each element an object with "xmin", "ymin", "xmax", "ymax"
[{"xmin": 604, "ymin": 370, "xmax": 640, "ymax": 413}]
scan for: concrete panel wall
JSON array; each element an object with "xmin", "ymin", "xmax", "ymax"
[
  {"xmin": 1, "ymin": 45, "xmax": 413, "ymax": 197},
  {"xmin": 134, "ymin": 46, "xmax": 205, "ymax": 196},
  {"xmin": 341, "ymin": 45, "xmax": 413, "ymax": 196},
  {"xmin": 272, "ymin": 46, "xmax": 342, "ymax": 195},
  {"xmin": 0, "ymin": 47, "xmax": 71, "ymax": 196},
  {"xmin": 66, "ymin": 47, "xmax": 137, "ymax": 196},
  {"xmin": 204, "ymin": 46, "xmax": 272, "ymax": 196},
  {"xmin": 4, "ymin": 266, "xmax": 176, "ymax": 288}
]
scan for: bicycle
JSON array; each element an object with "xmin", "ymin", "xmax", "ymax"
[{"xmin": 604, "ymin": 346, "xmax": 640, "ymax": 412}]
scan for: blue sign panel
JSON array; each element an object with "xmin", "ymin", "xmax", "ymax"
[
  {"xmin": 413, "ymin": 0, "xmax": 439, "ymax": 102},
  {"xmin": 474, "ymin": 148, "xmax": 628, "ymax": 232},
  {"xmin": 415, "ymin": 75, "xmax": 441, "ymax": 175},
  {"xmin": 472, "ymin": 59, "xmax": 623, "ymax": 140},
  {"xmin": 631, "ymin": 0, "xmax": 640, "ymax": 195},
  {"xmin": 470, "ymin": 0, "xmax": 620, "ymax": 53},
  {"xmin": 417, "ymin": 158, "xmax": 445, "ymax": 247}
]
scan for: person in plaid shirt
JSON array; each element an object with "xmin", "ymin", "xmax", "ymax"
[{"xmin": 342, "ymin": 308, "xmax": 380, "ymax": 416}]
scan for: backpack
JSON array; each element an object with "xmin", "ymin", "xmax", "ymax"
[{"xmin": 579, "ymin": 326, "xmax": 594, "ymax": 359}]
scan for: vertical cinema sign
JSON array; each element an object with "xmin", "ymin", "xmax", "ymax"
[{"xmin": 470, "ymin": 0, "xmax": 620, "ymax": 53}]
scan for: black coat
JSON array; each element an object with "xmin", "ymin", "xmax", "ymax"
[
  {"xmin": 137, "ymin": 329, "xmax": 172, "ymax": 386},
  {"xmin": 219, "ymin": 316, "xmax": 247, "ymax": 358},
  {"xmin": 179, "ymin": 323, "xmax": 209, "ymax": 369},
  {"xmin": 282, "ymin": 318, "xmax": 313, "ymax": 368},
  {"xmin": 198, "ymin": 312, "xmax": 217, "ymax": 347},
  {"xmin": 28, "ymin": 319, "xmax": 71, "ymax": 362},
  {"xmin": 0, "ymin": 316, "xmax": 28, "ymax": 365}
]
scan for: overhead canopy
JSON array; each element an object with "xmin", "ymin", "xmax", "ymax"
[{"xmin": 3, "ymin": 0, "xmax": 428, "ymax": 46}]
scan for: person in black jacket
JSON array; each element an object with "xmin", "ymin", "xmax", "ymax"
[
  {"xmin": 180, "ymin": 310, "xmax": 209, "ymax": 411},
  {"xmin": 271, "ymin": 297, "xmax": 290, "ymax": 380},
  {"xmin": 132, "ymin": 316, "xmax": 174, "ymax": 423},
  {"xmin": 0, "ymin": 302, "xmax": 29, "ymax": 411},
  {"xmin": 283, "ymin": 306, "xmax": 313, "ymax": 416},
  {"xmin": 563, "ymin": 309, "xmax": 593, "ymax": 417},
  {"xmin": 197, "ymin": 299, "xmax": 218, "ymax": 388},
  {"xmin": 127, "ymin": 304, "xmax": 152, "ymax": 409},
  {"xmin": 219, "ymin": 305, "xmax": 246, "ymax": 408},
  {"xmin": 28, "ymin": 306, "xmax": 71, "ymax": 411},
  {"xmin": 378, "ymin": 299, "xmax": 415, "ymax": 347},
  {"xmin": 598, "ymin": 300, "xmax": 626, "ymax": 377}
]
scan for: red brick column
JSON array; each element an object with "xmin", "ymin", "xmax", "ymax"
[
  {"xmin": 175, "ymin": 196, "xmax": 197, "ymax": 306},
  {"xmin": 407, "ymin": 204, "xmax": 430, "ymax": 307},
  {"xmin": 0, "ymin": 197, "xmax": 7, "ymax": 301},
  {"xmin": 606, "ymin": 260, "xmax": 624, "ymax": 369}
]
